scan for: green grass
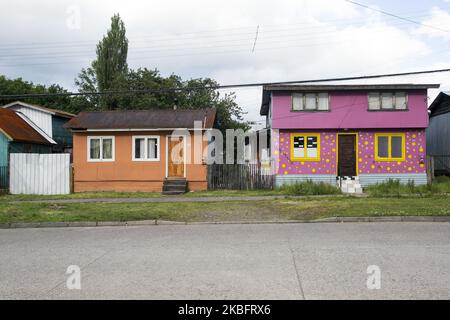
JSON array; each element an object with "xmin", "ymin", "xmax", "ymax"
[
  {"xmin": 365, "ymin": 176, "xmax": 450, "ymax": 197},
  {"xmin": 1, "ymin": 196, "xmax": 449, "ymax": 224}
]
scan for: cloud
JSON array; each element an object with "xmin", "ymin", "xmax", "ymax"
[
  {"xmin": 0, "ymin": 0, "xmax": 445, "ymax": 123},
  {"xmin": 417, "ymin": 7, "xmax": 450, "ymax": 40}
]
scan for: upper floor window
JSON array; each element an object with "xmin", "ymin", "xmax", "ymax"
[
  {"xmin": 368, "ymin": 92, "xmax": 407, "ymax": 111},
  {"xmin": 292, "ymin": 93, "xmax": 329, "ymax": 111},
  {"xmin": 133, "ymin": 136, "xmax": 160, "ymax": 161},
  {"xmin": 88, "ymin": 136, "xmax": 114, "ymax": 162}
]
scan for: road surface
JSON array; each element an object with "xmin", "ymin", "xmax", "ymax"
[{"xmin": 0, "ymin": 222, "xmax": 449, "ymax": 299}]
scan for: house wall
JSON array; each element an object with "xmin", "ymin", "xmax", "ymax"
[
  {"xmin": 72, "ymin": 131, "xmax": 208, "ymax": 192},
  {"xmin": 274, "ymin": 129, "xmax": 427, "ymax": 186},
  {"xmin": 271, "ymin": 90, "xmax": 428, "ymax": 129},
  {"xmin": 9, "ymin": 142, "xmax": 52, "ymax": 154},
  {"xmin": 427, "ymin": 113, "xmax": 450, "ymax": 174},
  {"xmin": 52, "ymin": 116, "xmax": 73, "ymax": 152},
  {"xmin": 427, "ymin": 113, "xmax": 450, "ymax": 156},
  {"xmin": 0, "ymin": 131, "xmax": 9, "ymax": 167}
]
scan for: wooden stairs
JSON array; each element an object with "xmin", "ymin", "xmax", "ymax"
[{"xmin": 162, "ymin": 178, "xmax": 187, "ymax": 195}]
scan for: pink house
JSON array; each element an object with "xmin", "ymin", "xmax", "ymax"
[{"xmin": 260, "ymin": 84, "xmax": 440, "ymax": 189}]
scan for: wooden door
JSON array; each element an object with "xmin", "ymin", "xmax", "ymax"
[
  {"xmin": 167, "ymin": 136, "xmax": 184, "ymax": 178},
  {"xmin": 338, "ymin": 134, "xmax": 357, "ymax": 177}
]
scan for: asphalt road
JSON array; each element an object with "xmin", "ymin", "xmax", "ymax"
[{"xmin": 1, "ymin": 222, "xmax": 449, "ymax": 299}]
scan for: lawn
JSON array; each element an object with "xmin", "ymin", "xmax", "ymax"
[
  {"xmin": 0, "ymin": 180, "xmax": 338, "ymax": 202},
  {"xmin": 1, "ymin": 196, "xmax": 450, "ymax": 224}
]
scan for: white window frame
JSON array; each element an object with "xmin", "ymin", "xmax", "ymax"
[
  {"xmin": 132, "ymin": 135, "xmax": 160, "ymax": 161},
  {"xmin": 367, "ymin": 92, "xmax": 409, "ymax": 110},
  {"xmin": 87, "ymin": 136, "xmax": 115, "ymax": 162},
  {"xmin": 291, "ymin": 93, "xmax": 329, "ymax": 111}
]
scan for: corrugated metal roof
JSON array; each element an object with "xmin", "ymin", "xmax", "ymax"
[
  {"xmin": 2, "ymin": 101, "xmax": 75, "ymax": 118},
  {"xmin": 429, "ymin": 91, "xmax": 450, "ymax": 117},
  {"xmin": 65, "ymin": 108, "xmax": 216, "ymax": 130},
  {"xmin": 0, "ymin": 109, "xmax": 52, "ymax": 144}
]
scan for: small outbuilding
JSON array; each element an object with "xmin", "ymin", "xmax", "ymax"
[{"xmin": 427, "ymin": 92, "xmax": 450, "ymax": 175}]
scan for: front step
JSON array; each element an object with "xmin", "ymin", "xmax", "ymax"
[
  {"xmin": 337, "ymin": 176, "xmax": 363, "ymax": 194},
  {"xmin": 162, "ymin": 178, "xmax": 187, "ymax": 195}
]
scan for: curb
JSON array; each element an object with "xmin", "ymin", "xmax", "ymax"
[{"xmin": 1, "ymin": 216, "xmax": 450, "ymax": 229}]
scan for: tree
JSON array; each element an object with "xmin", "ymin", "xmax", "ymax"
[
  {"xmin": 0, "ymin": 75, "xmax": 72, "ymax": 111},
  {"xmin": 75, "ymin": 13, "xmax": 128, "ymax": 110},
  {"xmin": 111, "ymin": 68, "xmax": 249, "ymax": 132},
  {"xmin": 73, "ymin": 14, "xmax": 249, "ymax": 131}
]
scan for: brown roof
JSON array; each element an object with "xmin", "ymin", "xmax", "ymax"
[
  {"xmin": 65, "ymin": 109, "xmax": 216, "ymax": 130},
  {"xmin": 0, "ymin": 109, "xmax": 52, "ymax": 144},
  {"xmin": 2, "ymin": 101, "xmax": 75, "ymax": 118}
]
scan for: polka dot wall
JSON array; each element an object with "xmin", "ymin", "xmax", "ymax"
[
  {"xmin": 357, "ymin": 130, "xmax": 426, "ymax": 174},
  {"xmin": 276, "ymin": 130, "xmax": 426, "ymax": 175},
  {"xmin": 278, "ymin": 131, "xmax": 336, "ymax": 175}
]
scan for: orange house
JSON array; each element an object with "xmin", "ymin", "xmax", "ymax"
[{"xmin": 65, "ymin": 109, "xmax": 216, "ymax": 194}]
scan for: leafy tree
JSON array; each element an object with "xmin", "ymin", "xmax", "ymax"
[
  {"xmin": 0, "ymin": 75, "xmax": 72, "ymax": 111},
  {"xmin": 75, "ymin": 13, "xmax": 128, "ymax": 109}
]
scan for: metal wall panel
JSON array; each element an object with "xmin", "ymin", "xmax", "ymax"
[
  {"xmin": 9, "ymin": 153, "xmax": 70, "ymax": 195},
  {"xmin": 427, "ymin": 113, "xmax": 450, "ymax": 157},
  {"xmin": 10, "ymin": 106, "xmax": 53, "ymax": 138}
]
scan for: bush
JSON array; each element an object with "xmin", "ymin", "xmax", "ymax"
[
  {"xmin": 278, "ymin": 180, "xmax": 341, "ymax": 196},
  {"xmin": 365, "ymin": 179, "xmax": 437, "ymax": 197}
]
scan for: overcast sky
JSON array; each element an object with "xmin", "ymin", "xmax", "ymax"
[{"xmin": 1, "ymin": 0, "xmax": 450, "ymax": 125}]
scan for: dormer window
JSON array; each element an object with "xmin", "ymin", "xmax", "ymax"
[
  {"xmin": 368, "ymin": 92, "xmax": 407, "ymax": 110},
  {"xmin": 292, "ymin": 93, "xmax": 329, "ymax": 111}
]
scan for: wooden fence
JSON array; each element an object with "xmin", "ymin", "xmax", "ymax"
[
  {"xmin": 207, "ymin": 163, "xmax": 274, "ymax": 190},
  {"xmin": 9, "ymin": 153, "xmax": 71, "ymax": 195}
]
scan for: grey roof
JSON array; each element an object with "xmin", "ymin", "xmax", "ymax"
[
  {"xmin": 429, "ymin": 92, "xmax": 450, "ymax": 117},
  {"xmin": 65, "ymin": 108, "xmax": 216, "ymax": 130},
  {"xmin": 260, "ymin": 83, "xmax": 441, "ymax": 115},
  {"xmin": 263, "ymin": 84, "xmax": 440, "ymax": 91}
]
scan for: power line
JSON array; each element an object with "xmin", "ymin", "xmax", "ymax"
[
  {"xmin": 345, "ymin": 0, "xmax": 450, "ymax": 34},
  {"xmin": 0, "ymin": 68, "xmax": 447, "ymax": 100}
]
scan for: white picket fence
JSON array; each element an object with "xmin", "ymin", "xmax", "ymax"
[{"xmin": 10, "ymin": 153, "xmax": 71, "ymax": 195}]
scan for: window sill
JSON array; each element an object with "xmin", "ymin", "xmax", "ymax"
[
  {"xmin": 132, "ymin": 158, "xmax": 160, "ymax": 162},
  {"xmin": 374, "ymin": 158, "xmax": 405, "ymax": 162},
  {"xmin": 367, "ymin": 109, "xmax": 409, "ymax": 112},
  {"xmin": 87, "ymin": 159, "xmax": 115, "ymax": 162},
  {"xmin": 290, "ymin": 110, "xmax": 330, "ymax": 113},
  {"xmin": 290, "ymin": 158, "xmax": 321, "ymax": 162}
]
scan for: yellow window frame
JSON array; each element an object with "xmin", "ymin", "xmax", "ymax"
[
  {"xmin": 374, "ymin": 133, "xmax": 406, "ymax": 162},
  {"xmin": 290, "ymin": 133, "xmax": 321, "ymax": 162}
]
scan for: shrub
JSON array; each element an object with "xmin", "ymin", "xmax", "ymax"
[{"xmin": 278, "ymin": 180, "xmax": 341, "ymax": 196}]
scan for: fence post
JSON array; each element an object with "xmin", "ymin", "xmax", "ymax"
[{"xmin": 427, "ymin": 155, "xmax": 434, "ymax": 184}]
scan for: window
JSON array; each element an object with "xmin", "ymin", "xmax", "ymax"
[
  {"xmin": 368, "ymin": 92, "xmax": 408, "ymax": 110},
  {"xmin": 88, "ymin": 136, "xmax": 114, "ymax": 161},
  {"xmin": 292, "ymin": 93, "xmax": 329, "ymax": 111},
  {"xmin": 291, "ymin": 133, "xmax": 320, "ymax": 161},
  {"xmin": 132, "ymin": 136, "xmax": 160, "ymax": 161},
  {"xmin": 375, "ymin": 133, "xmax": 405, "ymax": 161}
]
